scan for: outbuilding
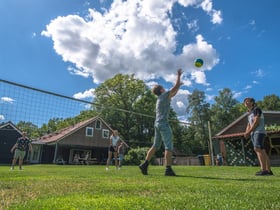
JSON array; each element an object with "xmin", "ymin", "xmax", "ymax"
[{"xmin": 213, "ymin": 111, "xmax": 280, "ymax": 166}]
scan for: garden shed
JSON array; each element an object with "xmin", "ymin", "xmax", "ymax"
[
  {"xmin": 0, "ymin": 121, "xmax": 23, "ymax": 164},
  {"xmin": 213, "ymin": 111, "xmax": 280, "ymax": 166}
]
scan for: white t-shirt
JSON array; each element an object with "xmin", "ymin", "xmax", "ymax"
[{"xmin": 111, "ymin": 135, "xmax": 120, "ymax": 146}]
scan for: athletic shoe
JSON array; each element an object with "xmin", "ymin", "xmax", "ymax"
[
  {"xmin": 165, "ymin": 168, "xmax": 176, "ymax": 176},
  {"xmin": 10, "ymin": 166, "xmax": 14, "ymax": 171},
  {"xmin": 268, "ymin": 170, "xmax": 274, "ymax": 175},
  {"xmin": 255, "ymin": 170, "xmax": 263, "ymax": 175},
  {"xmin": 139, "ymin": 163, "xmax": 148, "ymax": 175},
  {"xmin": 106, "ymin": 167, "xmax": 109, "ymax": 171},
  {"xmin": 255, "ymin": 170, "xmax": 269, "ymax": 176}
]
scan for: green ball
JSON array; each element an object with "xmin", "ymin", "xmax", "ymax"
[{"xmin": 195, "ymin": 58, "xmax": 204, "ymax": 67}]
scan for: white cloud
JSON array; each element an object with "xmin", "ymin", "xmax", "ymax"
[
  {"xmin": 171, "ymin": 89, "xmax": 191, "ymax": 116},
  {"xmin": 200, "ymin": 0, "xmax": 223, "ymax": 24},
  {"xmin": 187, "ymin": 19, "xmax": 199, "ymax": 32},
  {"xmin": 178, "ymin": 0, "xmax": 223, "ymax": 25},
  {"xmin": 191, "ymin": 71, "xmax": 208, "ymax": 85},
  {"xmin": 42, "ymin": 0, "xmax": 220, "ymax": 86},
  {"xmin": 176, "ymin": 100, "xmax": 185, "ymax": 108},
  {"xmin": 233, "ymin": 91, "xmax": 243, "ymax": 99},
  {"xmin": 73, "ymin": 88, "xmax": 95, "ymax": 100},
  {"xmin": 42, "ymin": 0, "xmax": 222, "ymax": 118},
  {"xmin": 206, "ymin": 94, "xmax": 215, "ymax": 102},
  {"xmin": 211, "ymin": 10, "xmax": 222, "ymax": 24},
  {"xmin": 0, "ymin": 114, "xmax": 5, "ymax": 121},
  {"xmin": 244, "ymin": 85, "xmax": 252, "ymax": 90},
  {"xmin": 252, "ymin": 68, "xmax": 265, "ymax": 78},
  {"xmin": 249, "ymin": 20, "xmax": 256, "ymax": 26},
  {"xmin": 1, "ymin": 97, "xmax": 15, "ymax": 104}
]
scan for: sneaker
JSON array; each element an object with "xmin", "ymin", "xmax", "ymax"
[
  {"xmin": 255, "ymin": 170, "xmax": 269, "ymax": 176},
  {"xmin": 268, "ymin": 170, "xmax": 274, "ymax": 175},
  {"xmin": 139, "ymin": 163, "xmax": 148, "ymax": 175},
  {"xmin": 106, "ymin": 167, "xmax": 109, "ymax": 171},
  {"xmin": 10, "ymin": 166, "xmax": 14, "ymax": 171},
  {"xmin": 255, "ymin": 170, "xmax": 262, "ymax": 175},
  {"xmin": 165, "ymin": 168, "xmax": 176, "ymax": 176}
]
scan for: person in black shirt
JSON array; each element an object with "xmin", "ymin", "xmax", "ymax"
[{"xmin": 10, "ymin": 132, "xmax": 32, "ymax": 170}]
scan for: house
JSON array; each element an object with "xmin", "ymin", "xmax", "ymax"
[
  {"xmin": 213, "ymin": 111, "xmax": 280, "ymax": 166},
  {"xmin": 30, "ymin": 116, "xmax": 115, "ymax": 164},
  {"xmin": 0, "ymin": 121, "xmax": 23, "ymax": 164}
]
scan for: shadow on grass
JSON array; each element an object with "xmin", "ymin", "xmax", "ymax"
[{"xmin": 174, "ymin": 174, "xmax": 260, "ymax": 182}]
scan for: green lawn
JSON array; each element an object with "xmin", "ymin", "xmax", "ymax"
[{"xmin": 0, "ymin": 165, "xmax": 279, "ymax": 210}]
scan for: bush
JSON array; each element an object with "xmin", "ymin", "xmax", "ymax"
[{"xmin": 124, "ymin": 147, "xmax": 149, "ymax": 165}]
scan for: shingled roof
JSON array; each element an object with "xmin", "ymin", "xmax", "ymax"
[
  {"xmin": 33, "ymin": 116, "xmax": 110, "ymax": 145},
  {"xmin": 213, "ymin": 111, "xmax": 280, "ymax": 139}
]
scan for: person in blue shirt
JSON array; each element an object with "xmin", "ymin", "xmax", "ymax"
[
  {"xmin": 139, "ymin": 69, "xmax": 183, "ymax": 176},
  {"xmin": 10, "ymin": 132, "xmax": 32, "ymax": 170},
  {"xmin": 243, "ymin": 97, "xmax": 273, "ymax": 176}
]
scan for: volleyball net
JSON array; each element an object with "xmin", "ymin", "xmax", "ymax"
[{"xmin": 0, "ymin": 79, "xmax": 92, "ymax": 128}]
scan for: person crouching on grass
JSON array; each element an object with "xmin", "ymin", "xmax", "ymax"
[{"xmin": 139, "ymin": 69, "xmax": 183, "ymax": 176}]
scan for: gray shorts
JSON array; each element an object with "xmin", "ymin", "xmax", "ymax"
[
  {"xmin": 14, "ymin": 149, "xmax": 26, "ymax": 159},
  {"xmin": 118, "ymin": 154, "xmax": 124, "ymax": 161},
  {"xmin": 153, "ymin": 122, "xmax": 173, "ymax": 151},
  {"xmin": 251, "ymin": 133, "xmax": 266, "ymax": 149}
]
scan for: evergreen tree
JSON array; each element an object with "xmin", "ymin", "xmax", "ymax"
[
  {"xmin": 186, "ymin": 89, "xmax": 211, "ymax": 153},
  {"xmin": 210, "ymin": 88, "xmax": 241, "ymax": 135}
]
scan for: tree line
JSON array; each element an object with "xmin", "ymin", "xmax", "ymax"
[{"xmin": 17, "ymin": 74, "xmax": 280, "ymax": 156}]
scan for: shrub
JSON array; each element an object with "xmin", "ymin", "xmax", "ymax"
[{"xmin": 124, "ymin": 147, "xmax": 150, "ymax": 165}]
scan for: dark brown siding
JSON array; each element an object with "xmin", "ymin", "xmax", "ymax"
[{"xmin": 58, "ymin": 122, "xmax": 110, "ymax": 147}]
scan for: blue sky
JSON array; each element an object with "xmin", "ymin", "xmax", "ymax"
[{"xmin": 1, "ymin": 0, "xmax": 280, "ymax": 123}]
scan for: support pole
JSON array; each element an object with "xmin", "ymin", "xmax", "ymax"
[
  {"xmin": 208, "ymin": 121, "xmax": 214, "ymax": 166},
  {"xmin": 53, "ymin": 143, "xmax": 58, "ymax": 164}
]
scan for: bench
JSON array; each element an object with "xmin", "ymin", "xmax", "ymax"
[
  {"xmin": 268, "ymin": 136, "xmax": 280, "ymax": 156},
  {"xmin": 86, "ymin": 158, "xmax": 99, "ymax": 165}
]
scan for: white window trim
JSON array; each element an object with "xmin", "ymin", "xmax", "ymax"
[
  {"xmin": 102, "ymin": 129, "xmax": 109, "ymax": 139},
  {"xmin": 86, "ymin": 127, "xmax": 94, "ymax": 137},
  {"xmin": 95, "ymin": 120, "xmax": 102, "ymax": 130}
]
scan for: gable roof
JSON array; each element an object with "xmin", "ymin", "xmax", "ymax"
[
  {"xmin": 0, "ymin": 121, "xmax": 22, "ymax": 133},
  {"xmin": 214, "ymin": 111, "xmax": 280, "ymax": 139},
  {"xmin": 33, "ymin": 116, "xmax": 112, "ymax": 145}
]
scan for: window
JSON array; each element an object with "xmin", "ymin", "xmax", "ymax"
[
  {"xmin": 102, "ymin": 129, "xmax": 109, "ymax": 138},
  {"xmin": 95, "ymin": 120, "xmax": 101, "ymax": 129},
  {"xmin": 86, "ymin": 127, "xmax": 94, "ymax": 137},
  {"xmin": 30, "ymin": 144, "xmax": 40, "ymax": 162}
]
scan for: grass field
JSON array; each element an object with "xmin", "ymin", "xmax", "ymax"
[{"xmin": 0, "ymin": 165, "xmax": 279, "ymax": 210}]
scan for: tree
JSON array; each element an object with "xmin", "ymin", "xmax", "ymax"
[
  {"xmin": 179, "ymin": 124, "xmax": 201, "ymax": 155},
  {"xmin": 130, "ymin": 89, "xmax": 156, "ymax": 147},
  {"xmin": 210, "ymin": 88, "xmax": 242, "ymax": 135},
  {"xmin": 94, "ymin": 74, "xmax": 155, "ymax": 147},
  {"xmin": 257, "ymin": 94, "xmax": 280, "ymax": 111},
  {"xmin": 16, "ymin": 121, "xmax": 39, "ymax": 139},
  {"xmin": 186, "ymin": 89, "xmax": 211, "ymax": 153}
]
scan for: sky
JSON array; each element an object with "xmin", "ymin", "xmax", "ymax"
[{"xmin": 1, "ymin": 0, "xmax": 280, "ymax": 124}]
